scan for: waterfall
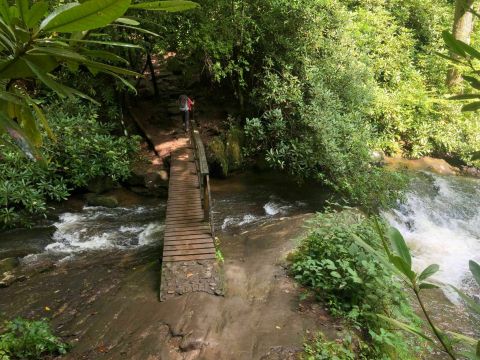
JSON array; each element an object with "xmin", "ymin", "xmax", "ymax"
[{"xmin": 384, "ymin": 172, "xmax": 480, "ymax": 300}]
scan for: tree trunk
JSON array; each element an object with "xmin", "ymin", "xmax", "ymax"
[
  {"xmin": 447, "ymin": 0, "xmax": 477, "ymax": 88},
  {"xmin": 146, "ymin": 51, "xmax": 159, "ymax": 98}
]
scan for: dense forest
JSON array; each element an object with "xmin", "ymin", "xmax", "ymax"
[{"xmin": 0, "ymin": 0, "xmax": 479, "ymax": 359}]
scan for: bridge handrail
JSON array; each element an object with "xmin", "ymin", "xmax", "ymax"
[{"xmin": 189, "ymin": 121, "xmax": 215, "ymax": 239}]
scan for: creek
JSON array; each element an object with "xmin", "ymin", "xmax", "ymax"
[{"xmin": 0, "ymin": 170, "xmax": 478, "ymax": 356}]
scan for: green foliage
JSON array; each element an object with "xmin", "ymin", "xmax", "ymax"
[
  {"xmin": 0, "ymin": 99, "xmax": 140, "ymax": 229},
  {"xmin": 303, "ymin": 333, "xmax": 358, "ymax": 360},
  {"xmin": 291, "ymin": 210, "xmax": 420, "ymax": 359},
  {"xmin": 361, "ymin": 220, "xmax": 480, "ymax": 359},
  {"xmin": 0, "ymin": 318, "xmax": 68, "ymax": 360},
  {"xmin": 159, "ymin": 0, "xmax": 479, "ymax": 181},
  {"xmin": 0, "ymin": 0, "xmax": 198, "ymax": 155}
]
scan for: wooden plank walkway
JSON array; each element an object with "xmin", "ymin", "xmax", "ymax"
[{"xmin": 162, "ymin": 145, "xmax": 216, "ymax": 262}]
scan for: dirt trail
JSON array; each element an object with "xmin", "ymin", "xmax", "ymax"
[{"xmin": 0, "ymin": 215, "xmax": 338, "ymax": 359}]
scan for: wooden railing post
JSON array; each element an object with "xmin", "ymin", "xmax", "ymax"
[{"xmin": 188, "ymin": 121, "xmax": 215, "ymax": 238}]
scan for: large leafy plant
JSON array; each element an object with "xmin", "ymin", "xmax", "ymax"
[
  {"xmin": 0, "ymin": 0, "xmax": 198, "ymax": 156},
  {"xmin": 354, "ymin": 218, "xmax": 480, "ymax": 359}
]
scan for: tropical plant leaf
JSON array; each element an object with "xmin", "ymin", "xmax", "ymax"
[
  {"xmin": 0, "ymin": 0, "xmax": 11, "ymax": 25},
  {"xmin": 16, "ymin": 0, "xmax": 29, "ymax": 24},
  {"xmin": 450, "ymin": 286, "xmax": 480, "ymax": 315},
  {"xmin": 434, "ymin": 51, "xmax": 463, "ymax": 64},
  {"xmin": 443, "ymin": 31, "xmax": 467, "ymax": 57},
  {"xmin": 0, "ymin": 112, "xmax": 37, "ymax": 160},
  {"xmin": 419, "ymin": 282, "xmax": 439, "ymax": 290},
  {"xmin": 130, "ymin": 0, "xmax": 199, "ymax": 12},
  {"xmin": 115, "ymin": 17, "xmax": 140, "ymax": 26},
  {"xmin": 112, "ymin": 24, "xmax": 160, "ymax": 37},
  {"xmin": 462, "ymin": 101, "xmax": 480, "ymax": 112},
  {"xmin": 41, "ymin": 0, "xmax": 131, "ymax": 33},
  {"xmin": 0, "ymin": 90, "xmax": 24, "ymax": 105},
  {"xmin": 80, "ymin": 49, "xmax": 129, "ymax": 64},
  {"xmin": 26, "ymin": 97, "xmax": 55, "ymax": 140},
  {"xmin": 82, "ymin": 59, "xmax": 139, "ymax": 76},
  {"xmin": 377, "ymin": 314, "xmax": 435, "ymax": 344},
  {"xmin": 449, "ymin": 94, "xmax": 480, "ymax": 100},
  {"xmin": 470, "ymin": 260, "xmax": 480, "ymax": 286},
  {"xmin": 418, "ymin": 264, "xmax": 440, "ymax": 282},
  {"xmin": 387, "ymin": 227, "xmax": 412, "ymax": 269},
  {"xmin": 462, "ymin": 76, "xmax": 480, "ymax": 90},
  {"xmin": 24, "ymin": 58, "xmax": 71, "ymax": 97},
  {"xmin": 18, "ymin": 105, "xmax": 42, "ymax": 146},
  {"xmin": 56, "ymin": 38, "xmax": 142, "ymax": 49},
  {"xmin": 27, "ymin": 46, "xmax": 87, "ymax": 61},
  {"xmin": 24, "ymin": 1, "xmax": 48, "ymax": 29},
  {"xmin": 390, "ymin": 255, "xmax": 415, "ymax": 281}
]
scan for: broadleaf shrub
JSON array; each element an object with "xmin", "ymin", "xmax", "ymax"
[
  {"xmin": 0, "ymin": 99, "xmax": 140, "ymax": 229},
  {"xmin": 0, "ymin": 318, "xmax": 68, "ymax": 360},
  {"xmin": 291, "ymin": 210, "xmax": 422, "ymax": 359}
]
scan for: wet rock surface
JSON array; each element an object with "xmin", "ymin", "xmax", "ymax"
[{"xmin": 0, "ymin": 215, "xmax": 339, "ymax": 360}]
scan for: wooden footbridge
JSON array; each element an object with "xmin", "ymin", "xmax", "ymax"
[{"xmin": 160, "ymin": 122, "xmax": 221, "ymax": 300}]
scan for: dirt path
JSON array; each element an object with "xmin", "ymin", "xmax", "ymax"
[{"xmin": 0, "ymin": 215, "xmax": 338, "ymax": 359}]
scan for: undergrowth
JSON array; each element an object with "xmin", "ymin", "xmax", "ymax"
[
  {"xmin": 291, "ymin": 210, "xmax": 424, "ymax": 359},
  {"xmin": 0, "ymin": 318, "xmax": 68, "ymax": 360}
]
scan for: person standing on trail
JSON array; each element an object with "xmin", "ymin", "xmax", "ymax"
[{"xmin": 179, "ymin": 94, "xmax": 194, "ymax": 132}]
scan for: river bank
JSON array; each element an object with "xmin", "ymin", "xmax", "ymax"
[
  {"xmin": 1, "ymin": 163, "xmax": 479, "ymax": 359},
  {"xmin": 0, "ymin": 214, "xmax": 343, "ymax": 359}
]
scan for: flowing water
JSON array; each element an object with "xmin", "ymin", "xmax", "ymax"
[
  {"xmin": 0, "ymin": 170, "xmax": 478, "ymax": 346},
  {"xmin": 384, "ymin": 171, "xmax": 480, "ymax": 302}
]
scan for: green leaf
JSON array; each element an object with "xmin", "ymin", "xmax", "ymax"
[
  {"xmin": 56, "ymin": 38, "xmax": 142, "ymax": 49},
  {"xmin": 0, "ymin": 112, "xmax": 37, "ymax": 159},
  {"xmin": 24, "ymin": 96, "xmax": 55, "ymax": 140},
  {"xmin": 450, "ymin": 286, "xmax": 480, "ymax": 315},
  {"xmin": 449, "ymin": 94, "xmax": 480, "ymax": 100},
  {"xmin": 434, "ymin": 51, "xmax": 463, "ymax": 64},
  {"xmin": 105, "ymin": 70, "xmax": 137, "ymax": 94},
  {"xmin": 0, "ymin": 90, "xmax": 24, "ymax": 105},
  {"xmin": 462, "ymin": 76, "xmax": 480, "ymax": 90},
  {"xmin": 112, "ymin": 24, "xmax": 160, "ymax": 37},
  {"xmin": 24, "ymin": 57, "xmax": 70, "ymax": 97},
  {"xmin": 130, "ymin": 1, "xmax": 199, "ymax": 12},
  {"xmin": 377, "ymin": 314, "xmax": 435, "ymax": 344},
  {"xmin": 419, "ymin": 282, "xmax": 439, "ymax": 290},
  {"xmin": 442, "ymin": 31, "xmax": 467, "ymax": 57},
  {"xmin": 115, "ymin": 17, "xmax": 139, "ymax": 25},
  {"xmin": 82, "ymin": 59, "xmax": 139, "ymax": 76},
  {"xmin": 472, "ymin": 151, "xmax": 480, "ymax": 160},
  {"xmin": 390, "ymin": 255, "xmax": 415, "ymax": 281},
  {"xmin": 387, "ymin": 227, "xmax": 412, "ymax": 269},
  {"xmin": 41, "ymin": 0, "xmax": 131, "ymax": 33},
  {"xmin": 28, "ymin": 46, "xmax": 87, "ymax": 61},
  {"xmin": 470, "ymin": 260, "xmax": 480, "ymax": 287},
  {"xmin": 0, "ymin": 55, "xmax": 57, "ymax": 79},
  {"xmin": 476, "ymin": 340, "xmax": 479, "ymax": 358},
  {"xmin": 18, "ymin": 105, "xmax": 42, "ymax": 146},
  {"xmin": 456, "ymin": 40, "xmax": 480, "ymax": 60},
  {"xmin": 80, "ymin": 49, "xmax": 128, "ymax": 64},
  {"xmin": 418, "ymin": 264, "xmax": 439, "ymax": 282},
  {"xmin": 0, "ymin": 0, "xmax": 11, "ymax": 25},
  {"xmin": 24, "ymin": 1, "xmax": 48, "ymax": 29},
  {"xmin": 462, "ymin": 101, "xmax": 480, "ymax": 112},
  {"xmin": 16, "ymin": 0, "xmax": 29, "ymax": 23}
]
